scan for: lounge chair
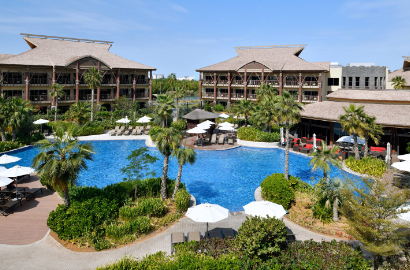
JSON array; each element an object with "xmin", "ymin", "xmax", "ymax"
[
  {"xmin": 187, "ymin": 231, "xmax": 201, "ymax": 242},
  {"xmin": 293, "ymin": 145, "xmax": 300, "ymax": 152},
  {"xmin": 144, "ymin": 129, "xmax": 149, "ymax": 135},
  {"xmin": 300, "ymin": 147, "xmax": 312, "ymax": 154},
  {"xmin": 207, "ymin": 231, "xmax": 223, "ymax": 239},
  {"xmin": 228, "ymin": 134, "xmax": 234, "ymax": 145},
  {"xmin": 43, "ymin": 129, "xmax": 49, "ymax": 137},
  {"xmin": 211, "ymin": 134, "xmax": 217, "ymax": 144},
  {"xmin": 171, "ymin": 232, "xmax": 185, "ymax": 254},
  {"xmin": 21, "ymin": 188, "xmax": 43, "ymax": 201},
  {"xmin": 221, "ymin": 229, "xmax": 235, "ymax": 239},
  {"xmin": 123, "ymin": 129, "xmax": 131, "ymax": 136},
  {"xmin": 131, "ymin": 128, "xmax": 137, "ymax": 135},
  {"xmin": 116, "ymin": 126, "xmax": 125, "ymax": 136},
  {"xmin": 218, "ymin": 134, "xmax": 225, "ymax": 145},
  {"xmin": 128, "ymin": 126, "xmax": 133, "ymax": 130},
  {"xmin": 108, "ymin": 130, "xmax": 116, "ymax": 136},
  {"xmin": 136, "ymin": 128, "xmax": 142, "ymax": 135},
  {"xmin": 0, "ymin": 199, "xmax": 22, "ymax": 216},
  {"xmin": 146, "ymin": 125, "xmax": 151, "ymax": 130}
]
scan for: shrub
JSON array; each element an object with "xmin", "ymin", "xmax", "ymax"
[
  {"xmin": 313, "ymin": 198, "xmax": 334, "ymax": 224},
  {"xmin": 39, "ymin": 173, "xmax": 54, "ymax": 191},
  {"xmin": 171, "ymin": 119, "xmax": 187, "ymax": 131},
  {"xmin": 137, "ymin": 177, "xmax": 185, "ymax": 198},
  {"xmin": 77, "ymin": 123, "xmax": 105, "ymax": 136},
  {"xmin": 235, "ymin": 216, "xmax": 287, "ymax": 258},
  {"xmin": 0, "ymin": 141, "xmax": 23, "ymax": 153},
  {"xmin": 149, "ymin": 126, "xmax": 162, "ymax": 139},
  {"xmin": 213, "ymin": 104, "xmax": 224, "ymax": 112},
  {"xmin": 106, "ymin": 216, "xmax": 150, "ymax": 239},
  {"xmin": 237, "ymin": 127, "xmax": 279, "ymax": 142},
  {"xmin": 174, "ymin": 189, "xmax": 190, "ymax": 211},
  {"xmin": 93, "ymin": 238, "xmax": 112, "ymax": 251},
  {"xmin": 137, "ymin": 198, "xmax": 164, "ymax": 217},
  {"xmin": 261, "ymin": 173, "xmax": 295, "ymax": 209},
  {"xmin": 288, "ymin": 175, "xmax": 313, "ymax": 193},
  {"xmin": 345, "ymin": 156, "xmax": 386, "ymax": 177}
]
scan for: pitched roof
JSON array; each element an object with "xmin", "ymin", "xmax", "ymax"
[
  {"xmin": 0, "ymin": 54, "xmax": 15, "ymax": 61},
  {"xmin": 327, "ymin": 89, "xmax": 410, "ymax": 103},
  {"xmin": 182, "ymin": 109, "xmax": 221, "ymax": 120},
  {"xmin": 388, "ymin": 68, "xmax": 410, "ymax": 86},
  {"xmin": 0, "ymin": 37, "xmax": 156, "ymax": 70},
  {"xmin": 196, "ymin": 47, "xmax": 329, "ymax": 72},
  {"xmin": 301, "ymin": 101, "xmax": 410, "ymax": 128}
]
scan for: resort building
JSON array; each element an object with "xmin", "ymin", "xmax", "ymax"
[
  {"xmin": 300, "ymin": 89, "xmax": 410, "ymax": 154},
  {"xmin": 0, "ymin": 33, "xmax": 156, "ymax": 111},
  {"xmin": 387, "ymin": 56, "xmax": 410, "ymax": 89}
]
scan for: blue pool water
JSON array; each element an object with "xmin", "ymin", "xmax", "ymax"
[{"xmin": 11, "ymin": 141, "xmax": 353, "ymax": 211}]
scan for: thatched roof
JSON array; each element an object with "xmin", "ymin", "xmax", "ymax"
[
  {"xmin": 388, "ymin": 69, "xmax": 410, "ymax": 86},
  {"xmin": 327, "ymin": 89, "xmax": 410, "ymax": 103},
  {"xmin": 0, "ymin": 54, "xmax": 15, "ymax": 61},
  {"xmin": 196, "ymin": 47, "xmax": 329, "ymax": 72},
  {"xmin": 0, "ymin": 37, "xmax": 156, "ymax": 70},
  {"xmin": 301, "ymin": 101, "xmax": 410, "ymax": 128},
  {"xmin": 182, "ymin": 109, "xmax": 221, "ymax": 120}
]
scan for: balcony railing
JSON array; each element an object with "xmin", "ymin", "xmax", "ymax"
[
  {"xmin": 102, "ymin": 79, "xmax": 116, "ymax": 84},
  {"xmin": 266, "ymin": 80, "xmax": 280, "ymax": 85},
  {"xmin": 79, "ymin": 94, "xmax": 98, "ymax": 101},
  {"xmin": 247, "ymin": 80, "xmax": 261, "ymax": 86},
  {"xmin": 4, "ymin": 94, "xmax": 23, "ymax": 99},
  {"xmin": 3, "ymin": 78, "xmax": 24, "ymax": 85},
  {"xmin": 284, "ymin": 80, "xmax": 298, "ymax": 87},
  {"xmin": 218, "ymin": 93, "xmax": 229, "ymax": 98},
  {"xmin": 59, "ymin": 95, "xmax": 76, "ymax": 102},
  {"xmin": 135, "ymin": 93, "xmax": 149, "ymax": 99},
  {"xmin": 135, "ymin": 79, "xmax": 149, "ymax": 84},
  {"xmin": 301, "ymin": 81, "xmax": 319, "ymax": 87},
  {"xmin": 100, "ymin": 94, "xmax": 115, "ymax": 100},
  {"xmin": 231, "ymin": 93, "xmax": 245, "ymax": 99},
  {"xmin": 31, "ymin": 78, "xmax": 49, "ymax": 85},
  {"xmin": 302, "ymin": 95, "xmax": 319, "ymax": 102},
  {"xmin": 30, "ymin": 95, "xmax": 48, "ymax": 103},
  {"xmin": 217, "ymin": 80, "xmax": 228, "ymax": 84},
  {"xmin": 248, "ymin": 94, "xmax": 257, "ymax": 99},
  {"xmin": 203, "ymin": 92, "xmax": 214, "ymax": 98},
  {"xmin": 56, "ymin": 79, "xmax": 73, "ymax": 85},
  {"xmin": 232, "ymin": 80, "xmax": 243, "ymax": 85},
  {"xmin": 202, "ymin": 80, "xmax": 214, "ymax": 84}
]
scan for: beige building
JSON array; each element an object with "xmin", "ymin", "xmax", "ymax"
[
  {"xmin": 387, "ymin": 56, "xmax": 410, "ymax": 90},
  {"xmin": 0, "ymin": 34, "xmax": 156, "ymax": 111}
]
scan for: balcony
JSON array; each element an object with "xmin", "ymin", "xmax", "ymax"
[
  {"xmin": 2, "ymin": 78, "xmax": 24, "ymax": 86},
  {"xmin": 55, "ymin": 79, "xmax": 73, "ymax": 85},
  {"xmin": 266, "ymin": 80, "xmax": 280, "ymax": 86},
  {"xmin": 232, "ymin": 80, "xmax": 243, "ymax": 85},
  {"xmin": 135, "ymin": 79, "xmax": 149, "ymax": 85},
  {"xmin": 100, "ymin": 94, "xmax": 115, "ymax": 101},
  {"xmin": 79, "ymin": 94, "xmax": 98, "ymax": 101},
  {"xmin": 102, "ymin": 79, "xmax": 116, "ymax": 85},
  {"xmin": 30, "ymin": 95, "xmax": 49, "ymax": 103},
  {"xmin": 30, "ymin": 78, "xmax": 49, "ymax": 85},
  {"xmin": 284, "ymin": 80, "xmax": 298, "ymax": 87},
  {"xmin": 301, "ymin": 81, "xmax": 319, "ymax": 88},
  {"xmin": 217, "ymin": 80, "xmax": 228, "ymax": 85},
  {"xmin": 248, "ymin": 94, "xmax": 257, "ymax": 100},
  {"xmin": 247, "ymin": 80, "xmax": 261, "ymax": 86},
  {"xmin": 202, "ymin": 80, "xmax": 214, "ymax": 85},
  {"xmin": 203, "ymin": 92, "xmax": 214, "ymax": 98},
  {"xmin": 135, "ymin": 93, "xmax": 149, "ymax": 99},
  {"xmin": 59, "ymin": 95, "xmax": 76, "ymax": 102},
  {"xmin": 302, "ymin": 95, "xmax": 319, "ymax": 103}
]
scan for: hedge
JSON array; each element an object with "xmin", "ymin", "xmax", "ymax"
[
  {"xmin": 261, "ymin": 173, "xmax": 296, "ymax": 209},
  {"xmin": 237, "ymin": 127, "xmax": 280, "ymax": 142},
  {"xmin": 345, "ymin": 156, "xmax": 386, "ymax": 177}
]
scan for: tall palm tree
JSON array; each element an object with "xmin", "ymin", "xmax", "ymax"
[
  {"xmin": 32, "ymin": 123, "xmax": 95, "ymax": 206},
  {"xmin": 320, "ymin": 177, "xmax": 343, "ymax": 222},
  {"xmin": 0, "ymin": 97, "xmax": 8, "ymax": 141},
  {"xmin": 392, "ymin": 76, "xmax": 406, "ymax": 90},
  {"xmin": 50, "ymin": 83, "xmax": 66, "ymax": 122},
  {"xmin": 233, "ymin": 99, "xmax": 255, "ymax": 126},
  {"xmin": 151, "ymin": 127, "xmax": 182, "ymax": 200},
  {"xmin": 256, "ymin": 83, "xmax": 278, "ymax": 101},
  {"xmin": 171, "ymin": 147, "xmax": 196, "ymax": 199},
  {"xmin": 155, "ymin": 95, "xmax": 175, "ymax": 127},
  {"xmin": 167, "ymin": 73, "xmax": 177, "ymax": 91},
  {"xmin": 309, "ymin": 141, "xmax": 341, "ymax": 180},
  {"xmin": 7, "ymin": 97, "xmax": 33, "ymax": 141},
  {"xmin": 173, "ymin": 86, "xmax": 186, "ymax": 121},
  {"xmin": 68, "ymin": 102, "xmax": 91, "ymax": 125},
  {"xmin": 84, "ymin": 67, "xmax": 103, "ymax": 121},
  {"xmin": 363, "ymin": 115, "xmax": 383, "ymax": 157},
  {"xmin": 274, "ymin": 90, "xmax": 303, "ymax": 180},
  {"xmin": 339, "ymin": 104, "xmax": 367, "ymax": 160}
]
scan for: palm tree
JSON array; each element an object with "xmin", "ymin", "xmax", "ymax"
[
  {"xmin": 167, "ymin": 73, "xmax": 177, "ymax": 91},
  {"xmin": 84, "ymin": 67, "xmax": 103, "ymax": 121},
  {"xmin": 173, "ymin": 86, "xmax": 186, "ymax": 121},
  {"xmin": 392, "ymin": 76, "xmax": 406, "ymax": 90},
  {"xmin": 151, "ymin": 127, "xmax": 182, "ymax": 200},
  {"xmin": 32, "ymin": 123, "xmax": 95, "ymax": 206},
  {"xmin": 7, "ymin": 97, "xmax": 33, "ymax": 141},
  {"xmin": 0, "ymin": 97, "xmax": 8, "ymax": 141},
  {"xmin": 50, "ymin": 83, "xmax": 66, "ymax": 122},
  {"xmin": 68, "ymin": 102, "xmax": 91, "ymax": 125},
  {"xmin": 339, "ymin": 104, "xmax": 367, "ymax": 160},
  {"xmin": 232, "ymin": 99, "xmax": 255, "ymax": 126},
  {"xmin": 171, "ymin": 147, "xmax": 196, "ymax": 199},
  {"xmin": 309, "ymin": 141, "xmax": 341, "ymax": 180},
  {"xmin": 319, "ymin": 177, "xmax": 343, "ymax": 222},
  {"xmin": 256, "ymin": 83, "xmax": 277, "ymax": 101},
  {"xmin": 363, "ymin": 115, "xmax": 383, "ymax": 157},
  {"xmin": 155, "ymin": 95, "xmax": 175, "ymax": 127},
  {"xmin": 274, "ymin": 90, "xmax": 303, "ymax": 180}
]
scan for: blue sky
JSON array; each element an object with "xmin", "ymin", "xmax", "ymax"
[{"xmin": 0, "ymin": 0, "xmax": 409, "ymax": 79}]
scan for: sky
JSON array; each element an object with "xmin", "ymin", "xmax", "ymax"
[{"xmin": 0, "ymin": 0, "xmax": 409, "ymax": 79}]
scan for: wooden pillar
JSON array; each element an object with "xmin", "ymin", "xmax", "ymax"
[
  {"xmin": 244, "ymin": 65, "xmax": 247, "ymax": 101},
  {"xmin": 116, "ymin": 70, "xmax": 120, "ymax": 99},
  {"xmin": 279, "ymin": 71, "xmax": 283, "ymax": 95},
  {"xmin": 227, "ymin": 72, "xmax": 231, "ymax": 103},
  {"xmin": 0, "ymin": 66, "xmax": 2, "ymax": 97},
  {"xmin": 75, "ymin": 61, "xmax": 79, "ymax": 102},
  {"xmin": 261, "ymin": 64, "xmax": 264, "ymax": 83},
  {"xmin": 392, "ymin": 127, "xmax": 397, "ymax": 154},
  {"xmin": 199, "ymin": 73, "xmax": 202, "ymax": 101},
  {"xmin": 318, "ymin": 72, "xmax": 322, "ymax": 102},
  {"xmin": 213, "ymin": 72, "xmax": 217, "ymax": 103},
  {"xmin": 329, "ymin": 122, "xmax": 334, "ymax": 146},
  {"xmin": 149, "ymin": 70, "xmax": 152, "ymax": 101},
  {"xmin": 25, "ymin": 67, "xmax": 29, "ymax": 101},
  {"xmin": 97, "ymin": 61, "xmax": 101, "ymax": 103},
  {"xmin": 298, "ymin": 72, "xmax": 302, "ymax": 102},
  {"xmin": 132, "ymin": 70, "xmax": 136, "ymax": 101},
  {"xmin": 51, "ymin": 66, "xmax": 56, "ymax": 106}
]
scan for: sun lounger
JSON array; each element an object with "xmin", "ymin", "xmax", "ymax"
[
  {"xmin": 123, "ymin": 129, "xmax": 131, "ymax": 136},
  {"xmin": 187, "ymin": 231, "xmax": 201, "ymax": 242},
  {"xmin": 207, "ymin": 231, "xmax": 223, "ymax": 239},
  {"xmin": 218, "ymin": 134, "xmax": 225, "ymax": 145},
  {"xmin": 108, "ymin": 130, "xmax": 116, "ymax": 136},
  {"xmin": 128, "ymin": 126, "xmax": 133, "ymax": 130},
  {"xmin": 43, "ymin": 129, "xmax": 49, "ymax": 136},
  {"xmin": 211, "ymin": 134, "xmax": 217, "ymax": 144},
  {"xmin": 0, "ymin": 199, "xmax": 22, "ymax": 216},
  {"xmin": 144, "ymin": 129, "xmax": 149, "ymax": 135},
  {"xmin": 221, "ymin": 229, "xmax": 235, "ymax": 239},
  {"xmin": 171, "ymin": 232, "xmax": 185, "ymax": 254},
  {"xmin": 116, "ymin": 126, "xmax": 125, "ymax": 136},
  {"xmin": 228, "ymin": 134, "xmax": 234, "ymax": 145},
  {"xmin": 21, "ymin": 188, "xmax": 43, "ymax": 201},
  {"xmin": 114, "ymin": 126, "xmax": 120, "ymax": 131},
  {"xmin": 131, "ymin": 129, "xmax": 137, "ymax": 135},
  {"xmin": 146, "ymin": 125, "xmax": 151, "ymax": 130}
]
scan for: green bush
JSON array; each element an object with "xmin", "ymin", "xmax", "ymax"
[
  {"xmin": 149, "ymin": 126, "xmax": 162, "ymax": 139},
  {"xmin": 119, "ymin": 198, "xmax": 163, "ymax": 219},
  {"xmin": 171, "ymin": 119, "xmax": 187, "ymax": 131},
  {"xmin": 313, "ymin": 198, "xmax": 334, "ymax": 224},
  {"xmin": 213, "ymin": 104, "xmax": 224, "ymax": 112},
  {"xmin": 0, "ymin": 141, "xmax": 23, "ymax": 153},
  {"xmin": 235, "ymin": 216, "xmax": 287, "ymax": 259},
  {"xmin": 345, "ymin": 156, "xmax": 386, "ymax": 177},
  {"xmin": 93, "ymin": 238, "xmax": 112, "ymax": 251},
  {"xmin": 77, "ymin": 123, "xmax": 105, "ymax": 136},
  {"xmin": 261, "ymin": 173, "xmax": 295, "ymax": 209},
  {"xmin": 136, "ymin": 177, "xmax": 185, "ymax": 198},
  {"xmin": 288, "ymin": 175, "xmax": 313, "ymax": 193},
  {"xmin": 174, "ymin": 189, "xmax": 190, "ymax": 211},
  {"xmin": 106, "ymin": 217, "xmax": 150, "ymax": 239},
  {"xmin": 237, "ymin": 127, "xmax": 279, "ymax": 142}
]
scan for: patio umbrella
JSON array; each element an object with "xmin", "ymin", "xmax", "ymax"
[
  {"xmin": 186, "ymin": 127, "xmax": 206, "ymax": 134},
  {"xmin": 336, "ymin": 135, "xmax": 365, "ymax": 145},
  {"xmin": 197, "ymin": 122, "xmax": 211, "ymax": 129},
  {"xmin": 201, "ymin": 120, "xmax": 215, "ymax": 125},
  {"xmin": 137, "ymin": 117, "xmax": 150, "ymax": 124},
  {"xmin": 219, "ymin": 113, "xmax": 229, "ymax": 119},
  {"xmin": 0, "ymin": 177, "xmax": 13, "ymax": 187},
  {"xmin": 33, "ymin": 118, "xmax": 49, "ymax": 133},
  {"xmin": 219, "ymin": 125, "xmax": 234, "ymax": 131},
  {"xmin": 392, "ymin": 161, "xmax": 410, "ymax": 172},
  {"xmin": 313, "ymin": 133, "xmax": 317, "ymax": 152},
  {"xmin": 243, "ymin": 201, "xmax": 287, "ymax": 219},
  {"xmin": 116, "ymin": 116, "xmax": 130, "ymax": 126},
  {"xmin": 0, "ymin": 166, "xmax": 6, "ymax": 174},
  {"xmin": 385, "ymin": 142, "xmax": 391, "ymax": 165},
  {"xmin": 186, "ymin": 203, "xmax": 229, "ymax": 232},
  {"xmin": 280, "ymin": 127, "xmax": 284, "ymax": 145},
  {"xmin": 1, "ymin": 165, "xmax": 35, "ymax": 198},
  {"xmin": 398, "ymin": 154, "xmax": 410, "ymax": 162},
  {"xmin": 218, "ymin": 122, "xmax": 234, "ymax": 127},
  {"xmin": 0, "ymin": 154, "xmax": 21, "ymax": 169}
]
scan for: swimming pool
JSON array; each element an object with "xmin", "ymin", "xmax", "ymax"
[{"xmin": 11, "ymin": 140, "xmax": 352, "ymax": 212}]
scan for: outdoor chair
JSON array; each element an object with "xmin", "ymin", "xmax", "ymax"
[
  {"xmin": 108, "ymin": 130, "xmax": 116, "ymax": 136},
  {"xmin": 187, "ymin": 231, "xmax": 201, "ymax": 242},
  {"xmin": 221, "ymin": 229, "xmax": 236, "ymax": 239},
  {"xmin": 131, "ymin": 129, "xmax": 137, "ymax": 135},
  {"xmin": 171, "ymin": 232, "xmax": 185, "ymax": 254},
  {"xmin": 371, "ymin": 151, "xmax": 382, "ymax": 158},
  {"xmin": 293, "ymin": 145, "xmax": 300, "ymax": 152},
  {"xmin": 123, "ymin": 129, "xmax": 131, "ymax": 136},
  {"xmin": 0, "ymin": 199, "xmax": 22, "ymax": 216},
  {"xmin": 146, "ymin": 125, "xmax": 151, "ymax": 130},
  {"xmin": 337, "ymin": 152, "xmax": 347, "ymax": 160},
  {"xmin": 144, "ymin": 129, "xmax": 149, "ymax": 135},
  {"xmin": 218, "ymin": 134, "xmax": 225, "ymax": 145},
  {"xmin": 43, "ymin": 129, "xmax": 49, "ymax": 137},
  {"xmin": 136, "ymin": 129, "xmax": 142, "ymax": 135},
  {"xmin": 207, "ymin": 231, "xmax": 223, "ymax": 239},
  {"xmin": 300, "ymin": 147, "xmax": 312, "ymax": 154},
  {"xmin": 211, "ymin": 134, "xmax": 217, "ymax": 144},
  {"xmin": 228, "ymin": 134, "xmax": 234, "ymax": 145},
  {"xmin": 128, "ymin": 126, "xmax": 133, "ymax": 130},
  {"xmin": 301, "ymin": 137, "xmax": 307, "ymax": 144},
  {"xmin": 21, "ymin": 188, "xmax": 43, "ymax": 201},
  {"xmin": 114, "ymin": 126, "xmax": 120, "ymax": 131}
]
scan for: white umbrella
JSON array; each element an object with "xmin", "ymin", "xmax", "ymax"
[
  {"xmin": 0, "ymin": 154, "xmax": 21, "ymax": 165},
  {"xmin": 0, "ymin": 177, "xmax": 13, "ymax": 187},
  {"xmin": 313, "ymin": 133, "xmax": 317, "ymax": 152},
  {"xmin": 197, "ymin": 123, "xmax": 211, "ymax": 129},
  {"xmin": 141, "ymin": 115, "xmax": 152, "ymax": 120},
  {"xmin": 201, "ymin": 120, "xmax": 215, "ymax": 125},
  {"xmin": 218, "ymin": 122, "xmax": 234, "ymax": 127},
  {"xmin": 116, "ymin": 116, "xmax": 130, "ymax": 124},
  {"xmin": 280, "ymin": 127, "xmax": 284, "ymax": 145},
  {"xmin": 33, "ymin": 119, "xmax": 49, "ymax": 125},
  {"xmin": 398, "ymin": 205, "xmax": 410, "ymax": 222},
  {"xmin": 219, "ymin": 113, "xmax": 230, "ymax": 119},
  {"xmin": 1, "ymin": 165, "xmax": 35, "ymax": 198},
  {"xmin": 392, "ymin": 161, "xmax": 410, "ymax": 172},
  {"xmin": 219, "ymin": 126, "xmax": 235, "ymax": 131},
  {"xmin": 137, "ymin": 117, "xmax": 151, "ymax": 124},
  {"xmin": 186, "ymin": 203, "xmax": 229, "ymax": 232},
  {"xmin": 336, "ymin": 135, "xmax": 365, "ymax": 145},
  {"xmin": 243, "ymin": 201, "xmax": 287, "ymax": 219},
  {"xmin": 398, "ymin": 154, "xmax": 410, "ymax": 161},
  {"xmin": 187, "ymin": 127, "xmax": 206, "ymax": 134},
  {"xmin": 0, "ymin": 166, "xmax": 6, "ymax": 174}
]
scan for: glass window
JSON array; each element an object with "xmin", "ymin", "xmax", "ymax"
[
  {"xmin": 355, "ymin": 77, "xmax": 360, "ymax": 87},
  {"xmin": 327, "ymin": 78, "xmax": 339, "ymax": 86}
]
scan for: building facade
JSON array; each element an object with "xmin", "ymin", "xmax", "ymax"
[
  {"xmin": 0, "ymin": 34, "xmax": 156, "ymax": 111},
  {"xmin": 387, "ymin": 56, "xmax": 410, "ymax": 89},
  {"xmin": 341, "ymin": 63, "xmax": 387, "ymax": 90}
]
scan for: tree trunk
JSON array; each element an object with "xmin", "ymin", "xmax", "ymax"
[
  {"xmin": 354, "ymin": 134, "xmax": 359, "ymax": 160},
  {"xmin": 324, "ymin": 170, "xmax": 327, "ymax": 180},
  {"xmin": 176, "ymin": 98, "xmax": 179, "ymax": 121},
  {"xmin": 364, "ymin": 134, "xmax": 369, "ymax": 158},
  {"xmin": 162, "ymin": 118, "xmax": 165, "ymax": 128},
  {"xmin": 333, "ymin": 195, "xmax": 339, "ymax": 221},
  {"xmin": 12, "ymin": 129, "xmax": 16, "ymax": 142},
  {"xmin": 91, "ymin": 88, "xmax": 94, "ymax": 122},
  {"xmin": 134, "ymin": 178, "xmax": 138, "ymax": 199},
  {"xmin": 160, "ymin": 154, "xmax": 169, "ymax": 200},
  {"xmin": 54, "ymin": 99, "xmax": 58, "ymax": 122},
  {"xmin": 0, "ymin": 126, "xmax": 6, "ymax": 142},
  {"xmin": 172, "ymin": 164, "xmax": 183, "ymax": 200},
  {"xmin": 285, "ymin": 122, "xmax": 289, "ymax": 180},
  {"xmin": 245, "ymin": 116, "xmax": 248, "ymax": 126},
  {"xmin": 63, "ymin": 187, "xmax": 70, "ymax": 207}
]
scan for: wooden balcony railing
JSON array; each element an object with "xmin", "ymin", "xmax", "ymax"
[
  {"xmin": 135, "ymin": 93, "xmax": 149, "ymax": 99},
  {"xmin": 284, "ymin": 80, "xmax": 298, "ymax": 87},
  {"xmin": 203, "ymin": 92, "xmax": 214, "ymax": 98},
  {"xmin": 231, "ymin": 93, "xmax": 245, "ymax": 98},
  {"xmin": 79, "ymin": 94, "xmax": 98, "ymax": 101},
  {"xmin": 217, "ymin": 80, "xmax": 228, "ymax": 84},
  {"xmin": 302, "ymin": 81, "xmax": 319, "ymax": 87},
  {"xmin": 30, "ymin": 95, "xmax": 49, "ymax": 102},
  {"xmin": 247, "ymin": 80, "xmax": 261, "ymax": 86},
  {"xmin": 59, "ymin": 95, "xmax": 76, "ymax": 102},
  {"xmin": 31, "ymin": 78, "xmax": 49, "ymax": 85},
  {"xmin": 266, "ymin": 80, "xmax": 280, "ymax": 85},
  {"xmin": 3, "ymin": 78, "xmax": 24, "ymax": 85},
  {"xmin": 202, "ymin": 80, "xmax": 214, "ymax": 84},
  {"xmin": 100, "ymin": 94, "xmax": 115, "ymax": 100},
  {"xmin": 135, "ymin": 79, "xmax": 149, "ymax": 84},
  {"xmin": 218, "ymin": 93, "xmax": 229, "ymax": 98},
  {"xmin": 302, "ymin": 95, "xmax": 319, "ymax": 102},
  {"xmin": 248, "ymin": 94, "xmax": 257, "ymax": 99},
  {"xmin": 56, "ymin": 79, "xmax": 73, "ymax": 85},
  {"xmin": 232, "ymin": 80, "xmax": 243, "ymax": 85}
]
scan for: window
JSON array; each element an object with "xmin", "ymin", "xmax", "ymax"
[
  {"xmin": 374, "ymin": 77, "xmax": 378, "ymax": 87},
  {"xmin": 365, "ymin": 77, "xmax": 369, "ymax": 87},
  {"xmin": 327, "ymin": 78, "xmax": 339, "ymax": 86},
  {"xmin": 235, "ymin": 89, "xmax": 244, "ymax": 94},
  {"xmin": 348, "ymin": 77, "xmax": 353, "ymax": 87},
  {"xmin": 205, "ymin": 76, "xmax": 213, "ymax": 80},
  {"xmin": 219, "ymin": 89, "xmax": 228, "ymax": 93},
  {"xmin": 205, "ymin": 88, "xmax": 213, "ymax": 93},
  {"xmin": 355, "ymin": 77, "xmax": 360, "ymax": 87},
  {"xmin": 3, "ymin": 90, "xmax": 22, "ymax": 98},
  {"xmin": 342, "ymin": 77, "xmax": 346, "ymax": 87},
  {"xmin": 3, "ymin": 72, "xmax": 23, "ymax": 84}
]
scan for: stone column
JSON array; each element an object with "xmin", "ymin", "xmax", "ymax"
[
  {"xmin": 25, "ymin": 67, "xmax": 30, "ymax": 101},
  {"xmin": 133, "ymin": 70, "xmax": 136, "ymax": 101},
  {"xmin": 97, "ymin": 61, "xmax": 101, "ymax": 103},
  {"xmin": 76, "ymin": 61, "xmax": 79, "ymax": 102},
  {"xmin": 298, "ymin": 72, "xmax": 302, "ymax": 102},
  {"xmin": 213, "ymin": 72, "xmax": 217, "ymax": 103},
  {"xmin": 279, "ymin": 71, "xmax": 283, "ymax": 95},
  {"xmin": 116, "ymin": 70, "xmax": 120, "ymax": 99},
  {"xmin": 149, "ymin": 70, "xmax": 153, "ymax": 101},
  {"xmin": 318, "ymin": 72, "xmax": 322, "ymax": 102},
  {"xmin": 244, "ymin": 65, "xmax": 247, "ymax": 101},
  {"xmin": 261, "ymin": 64, "xmax": 264, "ymax": 84},
  {"xmin": 329, "ymin": 122, "xmax": 334, "ymax": 146},
  {"xmin": 51, "ymin": 66, "xmax": 56, "ymax": 106},
  {"xmin": 227, "ymin": 72, "xmax": 231, "ymax": 104}
]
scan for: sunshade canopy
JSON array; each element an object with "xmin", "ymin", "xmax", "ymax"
[
  {"xmin": 0, "ymin": 154, "xmax": 21, "ymax": 165},
  {"xmin": 186, "ymin": 203, "xmax": 229, "ymax": 223},
  {"xmin": 33, "ymin": 119, "xmax": 49, "ymax": 124},
  {"xmin": 336, "ymin": 135, "xmax": 365, "ymax": 145},
  {"xmin": 186, "ymin": 127, "xmax": 206, "ymax": 134},
  {"xmin": 219, "ymin": 113, "xmax": 230, "ymax": 118},
  {"xmin": 1, "ymin": 165, "xmax": 35, "ymax": 178},
  {"xmin": 183, "ymin": 109, "xmax": 221, "ymax": 120},
  {"xmin": 243, "ymin": 201, "xmax": 287, "ymax": 219},
  {"xmin": 398, "ymin": 154, "xmax": 410, "ymax": 161},
  {"xmin": 116, "ymin": 116, "xmax": 130, "ymax": 123},
  {"xmin": 0, "ymin": 177, "xmax": 13, "ymax": 186},
  {"xmin": 392, "ymin": 161, "xmax": 410, "ymax": 172}
]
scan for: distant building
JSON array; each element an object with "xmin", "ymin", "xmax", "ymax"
[
  {"xmin": 153, "ymin": 74, "xmax": 164, "ymax": 79},
  {"xmin": 341, "ymin": 63, "xmax": 387, "ymax": 90},
  {"xmin": 177, "ymin": 76, "xmax": 194, "ymax": 81},
  {"xmin": 387, "ymin": 57, "xmax": 410, "ymax": 89}
]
